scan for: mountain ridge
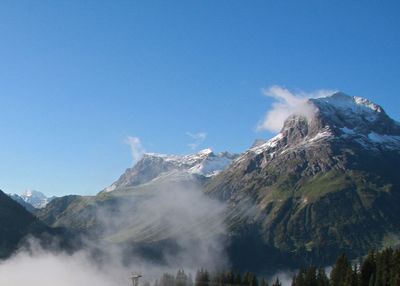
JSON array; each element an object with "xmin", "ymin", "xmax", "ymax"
[
  {"xmin": 102, "ymin": 148, "xmax": 238, "ymax": 193},
  {"xmin": 34, "ymin": 92, "xmax": 400, "ymax": 270}
]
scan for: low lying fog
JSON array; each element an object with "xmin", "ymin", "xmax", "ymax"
[{"xmin": 0, "ymin": 179, "xmax": 230, "ymax": 286}]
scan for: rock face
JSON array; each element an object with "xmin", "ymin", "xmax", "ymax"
[{"xmin": 206, "ymin": 92, "xmax": 400, "ymax": 265}]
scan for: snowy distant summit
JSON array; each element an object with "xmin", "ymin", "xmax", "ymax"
[
  {"xmin": 144, "ymin": 148, "xmax": 236, "ymax": 176},
  {"xmin": 10, "ymin": 190, "xmax": 54, "ymax": 209},
  {"xmin": 102, "ymin": 148, "xmax": 238, "ymax": 193}
]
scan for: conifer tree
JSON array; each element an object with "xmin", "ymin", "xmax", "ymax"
[
  {"xmin": 330, "ymin": 254, "xmax": 352, "ymax": 286},
  {"xmin": 271, "ymin": 278, "xmax": 281, "ymax": 286},
  {"xmin": 260, "ymin": 278, "xmax": 268, "ymax": 286},
  {"xmin": 360, "ymin": 251, "xmax": 376, "ymax": 286},
  {"xmin": 188, "ymin": 274, "xmax": 194, "ymax": 286},
  {"xmin": 176, "ymin": 269, "xmax": 188, "ymax": 286},
  {"xmin": 226, "ymin": 271, "xmax": 235, "ymax": 286},
  {"xmin": 243, "ymin": 272, "xmax": 251, "ymax": 286},
  {"xmin": 250, "ymin": 273, "xmax": 258, "ymax": 286},
  {"xmin": 235, "ymin": 273, "xmax": 242, "ymax": 286},
  {"xmin": 304, "ymin": 266, "xmax": 317, "ymax": 286}
]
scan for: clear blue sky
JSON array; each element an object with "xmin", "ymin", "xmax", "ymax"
[{"xmin": 0, "ymin": 1, "xmax": 399, "ymax": 196}]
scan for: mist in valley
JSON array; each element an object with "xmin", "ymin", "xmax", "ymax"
[{"xmin": 0, "ymin": 178, "xmax": 234, "ymax": 286}]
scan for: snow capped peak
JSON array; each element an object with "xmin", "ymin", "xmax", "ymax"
[
  {"xmin": 145, "ymin": 148, "xmax": 236, "ymax": 175},
  {"xmin": 197, "ymin": 148, "xmax": 213, "ymax": 155},
  {"xmin": 240, "ymin": 93, "xmax": 400, "ymax": 162},
  {"xmin": 311, "ymin": 92, "xmax": 384, "ymax": 117},
  {"xmin": 279, "ymin": 91, "xmax": 400, "ymax": 141},
  {"xmin": 250, "ymin": 133, "xmax": 284, "ymax": 155},
  {"xmin": 102, "ymin": 149, "xmax": 238, "ymax": 192},
  {"xmin": 144, "ymin": 148, "xmax": 214, "ymax": 160},
  {"xmin": 16, "ymin": 190, "xmax": 54, "ymax": 209},
  {"xmin": 21, "ymin": 189, "xmax": 44, "ymax": 199}
]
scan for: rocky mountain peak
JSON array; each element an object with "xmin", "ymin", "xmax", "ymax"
[
  {"xmin": 10, "ymin": 190, "xmax": 54, "ymax": 209},
  {"xmin": 312, "ymin": 92, "xmax": 384, "ymax": 114},
  {"xmin": 102, "ymin": 148, "xmax": 238, "ymax": 193},
  {"xmin": 309, "ymin": 92, "xmax": 398, "ymax": 135},
  {"xmin": 246, "ymin": 93, "xmax": 400, "ymax": 159}
]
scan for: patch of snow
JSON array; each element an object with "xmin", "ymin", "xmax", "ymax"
[
  {"xmin": 354, "ymin": 96, "xmax": 383, "ymax": 113},
  {"xmin": 250, "ymin": 133, "xmax": 284, "ymax": 155},
  {"xmin": 346, "ymin": 132, "xmax": 400, "ymax": 150},
  {"xmin": 317, "ymin": 93, "xmax": 382, "ymax": 113},
  {"xmin": 340, "ymin": 127, "xmax": 356, "ymax": 135},
  {"xmin": 308, "ymin": 128, "xmax": 333, "ymax": 142},
  {"xmin": 189, "ymin": 156, "xmax": 233, "ymax": 177},
  {"xmin": 251, "ymin": 139, "xmax": 268, "ymax": 148},
  {"xmin": 103, "ymin": 184, "xmax": 117, "ymax": 193},
  {"xmin": 197, "ymin": 148, "xmax": 213, "ymax": 155},
  {"xmin": 368, "ymin": 132, "xmax": 400, "ymax": 144},
  {"xmin": 313, "ymin": 93, "xmax": 383, "ymax": 122},
  {"xmin": 354, "ymin": 138, "xmax": 373, "ymax": 149}
]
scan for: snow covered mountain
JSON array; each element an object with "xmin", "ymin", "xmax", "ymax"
[
  {"xmin": 10, "ymin": 190, "xmax": 54, "ymax": 209},
  {"xmin": 102, "ymin": 148, "xmax": 238, "ymax": 193}
]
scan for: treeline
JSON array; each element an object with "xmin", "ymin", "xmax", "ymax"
[
  {"xmin": 293, "ymin": 248, "xmax": 400, "ymax": 286},
  {"xmin": 150, "ymin": 269, "xmax": 278, "ymax": 286},
  {"xmin": 148, "ymin": 248, "xmax": 400, "ymax": 286}
]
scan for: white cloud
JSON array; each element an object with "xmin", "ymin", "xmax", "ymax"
[
  {"xmin": 125, "ymin": 136, "xmax": 145, "ymax": 163},
  {"xmin": 0, "ymin": 244, "xmax": 121, "ymax": 286},
  {"xmin": 257, "ymin": 85, "xmax": 336, "ymax": 133},
  {"xmin": 186, "ymin": 132, "xmax": 207, "ymax": 150}
]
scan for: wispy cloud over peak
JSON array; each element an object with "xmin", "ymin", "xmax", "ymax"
[
  {"xmin": 125, "ymin": 136, "xmax": 145, "ymax": 163},
  {"xmin": 257, "ymin": 85, "xmax": 336, "ymax": 133}
]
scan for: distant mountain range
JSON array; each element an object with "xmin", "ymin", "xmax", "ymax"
[
  {"xmin": 5, "ymin": 92, "xmax": 400, "ymax": 272},
  {"xmin": 9, "ymin": 190, "xmax": 54, "ymax": 211}
]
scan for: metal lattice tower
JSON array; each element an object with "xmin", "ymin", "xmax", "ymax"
[{"xmin": 130, "ymin": 273, "xmax": 142, "ymax": 286}]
